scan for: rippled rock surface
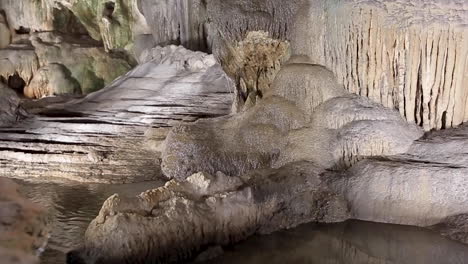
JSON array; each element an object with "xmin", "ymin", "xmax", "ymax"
[{"xmin": 0, "ymin": 46, "xmax": 233, "ymax": 183}]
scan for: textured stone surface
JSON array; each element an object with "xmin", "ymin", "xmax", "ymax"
[
  {"xmin": 24, "ymin": 63, "xmax": 81, "ymax": 99},
  {"xmin": 31, "ymin": 33, "xmax": 133, "ymax": 94},
  {"xmin": 0, "ymin": 84, "xmax": 27, "ymax": 127},
  {"xmin": 0, "ymin": 46, "xmax": 233, "ymax": 183},
  {"xmin": 0, "ymin": 12, "xmax": 11, "ymax": 49},
  {"xmin": 162, "ymin": 62, "xmax": 423, "ymax": 180},
  {"xmin": 0, "ymin": 0, "xmax": 150, "ymax": 52},
  {"xmin": 138, "ymin": 0, "xmax": 209, "ymax": 52},
  {"xmin": 74, "ymin": 162, "xmax": 349, "ymax": 263},
  {"xmin": 0, "ymin": 177, "xmax": 48, "ymax": 264},
  {"xmin": 332, "ymin": 124, "xmax": 468, "ymax": 228},
  {"xmin": 291, "ymin": 0, "xmax": 468, "ymax": 130}
]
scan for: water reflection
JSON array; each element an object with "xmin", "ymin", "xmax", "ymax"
[
  {"xmin": 14, "ymin": 179, "xmax": 468, "ymax": 264},
  {"xmin": 14, "ymin": 179, "xmax": 165, "ymax": 264},
  {"xmin": 211, "ymin": 220, "xmax": 468, "ymax": 264}
]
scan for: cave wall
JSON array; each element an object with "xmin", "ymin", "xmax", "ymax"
[
  {"xmin": 0, "ymin": 0, "xmax": 466, "ymax": 129},
  {"xmin": 291, "ymin": 0, "xmax": 468, "ymax": 130}
]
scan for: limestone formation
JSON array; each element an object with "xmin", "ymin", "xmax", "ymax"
[
  {"xmin": 291, "ymin": 0, "xmax": 468, "ymax": 130},
  {"xmin": 0, "ymin": 84, "xmax": 27, "ymax": 126},
  {"xmin": 0, "ymin": 12, "xmax": 11, "ymax": 49},
  {"xmin": 334, "ymin": 158, "xmax": 468, "ymax": 226},
  {"xmin": 24, "ymin": 63, "xmax": 81, "ymax": 99},
  {"xmin": 219, "ymin": 31, "xmax": 291, "ymax": 112},
  {"xmin": 162, "ymin": 95, "xmax": 308, "ymax": 180},
  {"xmin": 73, "ymin": 162, "xmax": 349, "ymax": 263},
  {"xmin": 0, "ymin": 177, "xmax": 49, "ymax": 264},
  {"xmin": 205, "ymin": 0, "xmax": 303, "ymax": 111},
  {"xmin": 0, "ymin": 46, "xmax": 233, "ymax": 183},
  {"xmin": 0, "ymin": 47, "xmax": 39, "ymax": 90},
  {"xmin": 268, "ymin": 62, "xmax": 347, "ymax": 114},
  {"xmin": 0, "ymin": 0, "xmax": 151, "ymax": 52},
  {"xmin": 331, "ymin": 124, "xmax": 468, "ymax": 228},
  {"xmin": 162, "ymin": 62, "xmax": 423, "ymax": 180},
  {"xmin": 138, "ymin": 0, "xmax": 210, "ymax": 52},
  {"xmin": 30, "ymin": 33, "xmax": 133, "ymax": 94},
  {"xmin": 0, "ymin": 1, "xmax": 467, "ymax": 263}
]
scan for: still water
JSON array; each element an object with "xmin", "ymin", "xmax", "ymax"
[
  {"xmin": 15, "ymin": 179, "xmax": 165, "ymax": 264},
  {"xmin": 15, "ymin": 179, "xmax": 468, "ymax": 264}
]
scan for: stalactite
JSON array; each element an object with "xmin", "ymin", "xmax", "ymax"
[{"xmin": 292, "ymin": 0, "xmax": 468, "ymax": 130}]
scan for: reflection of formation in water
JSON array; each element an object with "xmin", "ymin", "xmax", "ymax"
[{"xmin": 213, "ymin": 220, "xmax": 468, "ymax": 264}]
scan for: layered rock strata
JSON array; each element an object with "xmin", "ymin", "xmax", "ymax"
[{"xmin": 0, "ymin": 46, "xmax": 233, "ymax": 183}]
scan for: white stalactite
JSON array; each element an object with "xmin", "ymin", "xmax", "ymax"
[{"xmin": 292, "ymin": 0, "xmax": 468, "ymax": 130}]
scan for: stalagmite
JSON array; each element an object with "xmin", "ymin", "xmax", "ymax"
[{"xmin": 72, "ymin": 162, "xmax": 349, "ymax": 263}]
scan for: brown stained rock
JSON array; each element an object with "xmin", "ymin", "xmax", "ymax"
[
  {"xmin": 0, "ymin": 12, "xmax": 11, "ymax": 49},
  {"xmin": 219, "ymin": 31, "xmax": 291, "ymax": 112},
  {"xmin": 0, "ymin": 83, "xmax": 26, "ymax": 127},
  {"xmin": 0, "ymin": 178, "xmax": 49, "ymax": 264},
  {"xmin": 24, "ymin": 63, "xmax": 81, "ymax": 99}
]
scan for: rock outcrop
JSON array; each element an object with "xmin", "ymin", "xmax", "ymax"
[
  {"xmin": 0, "ymin": 46, "xmax": 233, "ymax": 183},
  {"xmin": 0, "ymin": 83, "xmax": 27, "ymax": 127},
  {"xmin": 0, "ymin": 177, "xmax": 49, "ymax": 264},
  {"xmin": 71, "ymin": 162, "xmax": 349, "ymax": 263},
  {"xmin": 162, "ymin": 60, "xmax": 423, "ymax": 180},
  {"xmin": 332, "ymin": 124, "xmax": 468, "ymax": 228},
  {"xmin": 24, "ymin": 63, "xmax": 81, "ymax": 98},
  {"xmin": 0, "ymin": 0, "xmax": 150, "ymax": 52},
  {"xmin": 0, "ymin": 12, "xmax": 11, "ymax": 49}
]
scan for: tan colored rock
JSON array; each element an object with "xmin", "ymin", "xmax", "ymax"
[
  {"xmin": 0, "ymin": 47, "xmax": 39, "ymax": 88},
  {"xmin": 0, "ymin": 83, "xmax": 26, "ymax": 126},
  {"xmin": 0, "ymin": 12, "xmax": 11, "ymax": 49},
  {"xmin": 0, "ymin": 177, "xmax": 49, "ymax": 264},
  {"xmin": 162, "ymin": 95, "xmax": 308, "ymax": 180},
  {"xmin": 163, "ymin": 65, "xmax": 423, "ymax": 179},
  {"xmin": 24, "ymin": 63, "xmax": 81, "ymax": 99},
  {"xmin": 219, "ymin": 31, "xmax": 291, "ymax": 112}
]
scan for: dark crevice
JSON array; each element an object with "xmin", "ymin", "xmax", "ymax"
[
  {"xmin": 0, "ymin": 138, "xmax": 101, "ymax": 147},
  {"xmin": 103, "ymin": 2, "xmax": 116, "ymax": 19},
  {"xmin": 0, "ymin": 147, "xmax": 87, "ymax": 155},
  {"xmin": 7, "ymin": 73, "xmax": 26, "ymax": 94},
  {"xmin": 15, "ymin": 26, "xmax": 30, "ymax": 34}
]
